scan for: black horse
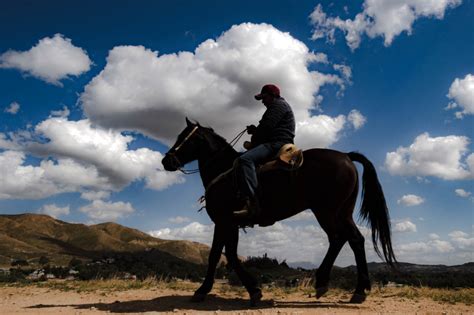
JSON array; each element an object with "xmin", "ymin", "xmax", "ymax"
[{"xmin": 162, "ymin": 118, "xmax": 396, "ymax": 305}]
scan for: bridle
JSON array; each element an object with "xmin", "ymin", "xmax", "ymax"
[
  {"xmin": 174, "ymin": 125, "xmax": 199, "ymax": 152},
  {"xmin": 167, "ymin": 125, "xmax": 247, "ymax": 175},
  {"xmin": 167, "ymin": 125, "xmax": 200, "ymax": 174}
]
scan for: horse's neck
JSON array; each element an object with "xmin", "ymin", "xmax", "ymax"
[{"xmin": 198, "ymin": 138, "xmax": 238, "ymax": 187}]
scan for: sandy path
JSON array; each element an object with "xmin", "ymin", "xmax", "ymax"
[{"xmin": 0, "ymin": 285, "xmax": 472, "ymax": 314}]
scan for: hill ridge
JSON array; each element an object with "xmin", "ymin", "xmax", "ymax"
[{"xmin": 0, "ymin": 213, "xmax": 220, "ymax": 267}]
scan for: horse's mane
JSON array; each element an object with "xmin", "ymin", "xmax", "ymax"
[{"xmin": 199, "ymin": 124, "xmax": 234, "ymax": 152}]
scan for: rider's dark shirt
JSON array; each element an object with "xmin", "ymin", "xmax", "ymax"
[{"xmin": 251, "ymin": 97, "xmax": 295, "ymax": 146}]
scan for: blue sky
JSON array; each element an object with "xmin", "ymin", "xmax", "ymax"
[{"xmin": 0, "ymin": 0, "xmax": 472, "ymax": 266}]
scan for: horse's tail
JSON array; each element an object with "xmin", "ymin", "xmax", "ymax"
[{"xmin": 347, "ymin": 152, "xmax": 397, "ymax": 268}]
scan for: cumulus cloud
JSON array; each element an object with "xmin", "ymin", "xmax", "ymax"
[
  {"xmin": 149, "ymin": 220, "xmax": 381, "ymax": 265},
  {"xmin": 38, "ymin": 203, "xmax": 70, "ymax": 219},
  {"xmin": 150, "ymin": 220, "xmax": 473, "ymax": 265},
  {"xmin": 398, "ymin": 239, "xmax": 454, "ymax": 255},
  {"xmin": 449, "ymin": 230, "xmax": 474, "ymax": 250},
  {"xmin": 80, "ymin": 190, "xmax": 111, "ymax": 201},
  {"xmin": 25, "ymin": 117, "xmax": 184, "ymax": 191},
  {"xmin": 454, "ymin": 189, "xmax": 470, "ymax": 197},
  {"xmin": 4, "ymin": 101, "xmax": 20, "ymax": 114},
  {"xmin": 429, "ymin": 233, "xmax": 440, "ymax": 240},
  {"xmin": 79, "ymin": 199, "xmax": 135, "ymax": 221},
  {"xmin": 0, "ymin": 150, "xmax": 107, "ymax": 199},
  {"xmin": 50, "ymin": 106, "xmax": 70, "ymax": 118},
  {"xmin": 0, "ymin": 116, "xmax": 184, "ymax": 200},
  {"xmin": 385, "ymin": 132, "xmax": 474, "ymax": 180},
  {"xmin": 446, "ymin": 74, "xmax": 474, "ymax": 118},
  {"xmin": 393, "ymin": 220, "xmax": 417, "ymax": 232},
  {"xmin": 80, "ymin": 23, "xmax": 359, "ymax": 150},
  {"xmin": 284, "ymin": 210, "xmax": 315, "ymax": 222},
  {"xmin": 333, "ymin": 64, "xmax": 352, "ymax": 81},
  {"xmin": 168, "ymin": 216, "xmax": 192, "ymax": 224},
  {"xmin": 0, "ymin": 34, "xmax": 92, "ymax": 86},
  {"xmin": 395, "ymin": 228, "xmax": 474, "ymax": 264},
  {"xmin": 310, "ymin": 1, "xmax": 462, "ymax": 50},
  {"xmin": 347, "ymin": 109, "xmax": 367, "ymax": 130},
  {"xmin": 397, "ymin": 194, "xmax": 425, "ymax": 206}
]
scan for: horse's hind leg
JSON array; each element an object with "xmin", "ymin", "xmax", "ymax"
[
  {"xmin": 192, "ymin": 224, "xmax": 225, "ymax": 302},
  {"xmin": 224, "ymin": 225, "xmax": 262, "ymax": 306},
  {"xmin": 314, "ymin": 211, "xmax": 347, "ymax": 298},
  {"xmin": 347, "ymin": 220, "xmax": 371, "ymax": 303}
]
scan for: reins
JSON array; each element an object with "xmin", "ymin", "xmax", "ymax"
[{"xmin": 176, "ymin": 127, "xmax": 247, "ymax": 175}]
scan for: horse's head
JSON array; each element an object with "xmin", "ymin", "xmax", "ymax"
[{"xmin": 162, "ymin": 117, "xmax": 205, "ymax": 171}]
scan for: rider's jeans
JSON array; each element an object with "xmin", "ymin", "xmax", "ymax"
[{"xmin": 235, "ymin": 142, "xmax": 282, "ymax": 199}]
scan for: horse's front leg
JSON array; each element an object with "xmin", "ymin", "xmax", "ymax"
[
  {"xmin": 191, "ymin": 224, "xmax": 225, "ymax": 302},
  {"xmin": 224, "ymin": 224, "xmax": 262, "ymax": 306}
]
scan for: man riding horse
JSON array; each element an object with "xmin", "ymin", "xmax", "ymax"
[{"xmin": 234, "ymin": 84, "xmax": 295, "ymax": 218}]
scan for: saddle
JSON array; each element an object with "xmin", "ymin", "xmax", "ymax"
[
  {"xmin": 204, "ymin": 143, "xmax": 303, "ymax": 227},
  {"xmin": 258, "ymin": 143, "xmax": 304, "ymax": 173}
]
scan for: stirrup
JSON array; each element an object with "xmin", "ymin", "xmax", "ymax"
[{"xmin": 233, "ymin": 209, "xmax": 250, "ymax": 218}]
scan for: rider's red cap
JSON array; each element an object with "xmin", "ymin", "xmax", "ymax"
[{"xmin": 255, "ymin": 84, "xmax": 280, "ymax": 100}]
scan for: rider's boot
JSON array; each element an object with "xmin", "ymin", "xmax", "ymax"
[{"xmin": 233, "ymin": 196, "xmax": 259, "ymax": 219}]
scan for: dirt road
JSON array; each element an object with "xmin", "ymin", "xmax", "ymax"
[{"xmin": 1, "ymin": 283, "xmax": 472, "ymax": 314}]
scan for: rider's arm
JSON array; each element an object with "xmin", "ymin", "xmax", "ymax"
[{"xmin": 252, "ymin": 103, "xmax": 289, "ymax": 143}]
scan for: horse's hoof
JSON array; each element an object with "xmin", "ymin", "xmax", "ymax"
[
  {"xmin": 349, "ymin": 293, "xmax": 366, "ymax": 304},
  {"xmin": 250, "ymin": 289, "xmax": 263, "ymax": 307},
  {"xmin": 316, "ymin": 286, "xmax": 328, "ymax": 299},
  {"xmin": 190, "ymin": 292, "xmax": 207, "ymax": 303}
]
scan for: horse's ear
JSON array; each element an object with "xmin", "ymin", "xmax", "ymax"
[{"xmin": 185, "ymin": 117, "xmax": 192, "ymax": 126}]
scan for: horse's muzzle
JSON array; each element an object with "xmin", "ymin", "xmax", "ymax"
[{"xmin": 162, "ymin": 153, "xmax": 180, "ymax": 171}]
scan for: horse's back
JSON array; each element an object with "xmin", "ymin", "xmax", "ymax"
[{"xmin": 205, "ymin": 148, "xmax": 358, "ymax": 224}]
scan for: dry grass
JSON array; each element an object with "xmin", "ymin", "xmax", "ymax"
[
  {"xmin": 371, "ymin": 286, "xmax": 474, "ymax": 305},
  {"xmin": 3, "ymin": 278, "xmax": 473, "ymax": 305},
  {"xmin": 5, "ymin": 277, "xmax": 200, "ymax": 294}
]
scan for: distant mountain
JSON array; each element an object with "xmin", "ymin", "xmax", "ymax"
[
  {"xmin": 288, "ymin": 261, "xmax": 318, "ymax": 270},
  {"xmin": 288, "ymin": 260, "xmax": 474, "ymax": 273},
  {"xmin": 0, "ymin": 213, "xmax": 222, "ymax": 267}
]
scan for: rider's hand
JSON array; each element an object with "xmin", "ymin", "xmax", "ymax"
[
  {"xmin": 246, "ymin": 125, "xmax": 257, "ymax": 135},
  {"xmin": 243, "ymin": 141, "xmax": 253, "ymax": 150}
]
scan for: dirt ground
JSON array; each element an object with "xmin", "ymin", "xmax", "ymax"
[{"xmin": 0, "ymin": 282, "xmax": 472, "ymax": 314}]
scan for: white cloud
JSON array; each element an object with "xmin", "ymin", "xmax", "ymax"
[
  {"xmin": 38, "ymin": 203, "xmax": 70, "ymax": 219},
  {"xmin": 4, "ymin": 101, "xmax": 20, "ymax": 114},
  {"xmin": 168, "ymin": 216, "xmax": 192, "ymax": 224},
  {"xmin": 0, "ymin": 150, "xmax": 104, "ymax": 199},
  {"xmin": 310, "ymin": 1, "xmax": 462, "ymax": 50},
  {"xmin": 347, "ymin": 109, "xmax": 367, "ymax": 130},
  {"xmin": 429, "ymin": 233, "xmax": 440, "ymax": 240},
  {"xmin": 398, "ymin": 239, "xmax": 454, "ymax": 254},
  {"xmin": 150, "ymin": 220, "xmax": 474, "ymax": 265},
  {"xmin": 449, "ymin": 230, "xmax": 468, "ymax": 238},
  {"xmin": 333, "ymin": 64, "xmax": 352, "ymax": 81},
  {"xmin": 149, "ymin": 222, "xmax": 214, "ymax": 245},
  {"xmin": 430, "ymin": 239, "xmax": 455, "ymax": 253},
  {"xmin": 295, "ymin": 114, "xmax": 347, "ymax": 149},
  {"xmin": 149, "ymin": 221, "xmax": 382, "ymax": 266},
  {"xmin": 449, "ymin": 230, "xmax": 474, "ymax": 250},
  {"xmin": 455, "ymin": 188, "xmax": 471, "ymax": 198},
  {"xmin": 0, "ymin": 34, "xmax": 92, "ymax": 86},
  {"xmin": 79, "ymin": 199, "xmax": 135, "ymax": 221},
  {"xmin": 50, "ymin": 106, "xmax": 70, "ymax": 118},
  {"xmin": 25, "ymin": 117, "xmax": 184, "ymax": 191},
  {"xmin": 284, "ymin": 210, "xmax": 315, "ymax": 222},
  {"xmin": 385, "ymin": 132, "xmax": 474, "ymax": 180},
  {"xmin": 313, "ymin": 52, "xmax": 329, "ymax": 64},
  {"xmin": 394, "ymin": 220, "xmax": 417, "ymax": 232},
  {"xmin": 397, "ymin": 194, "xmax": 425, "ymax": 206},
  {"xmin": 80, "ymin": 190, "xmax": 111, "ymax": 201},
  {"xmin": 446, "ymin": 74, "xmax": 474, "ymax": 118},
  {"xmin": 80, "ymin": 23, "xmax": 358, "ymax": 150},
  {"xmin": 0, "ymin": 116, "xmax": 184, "ymax": 200}
]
